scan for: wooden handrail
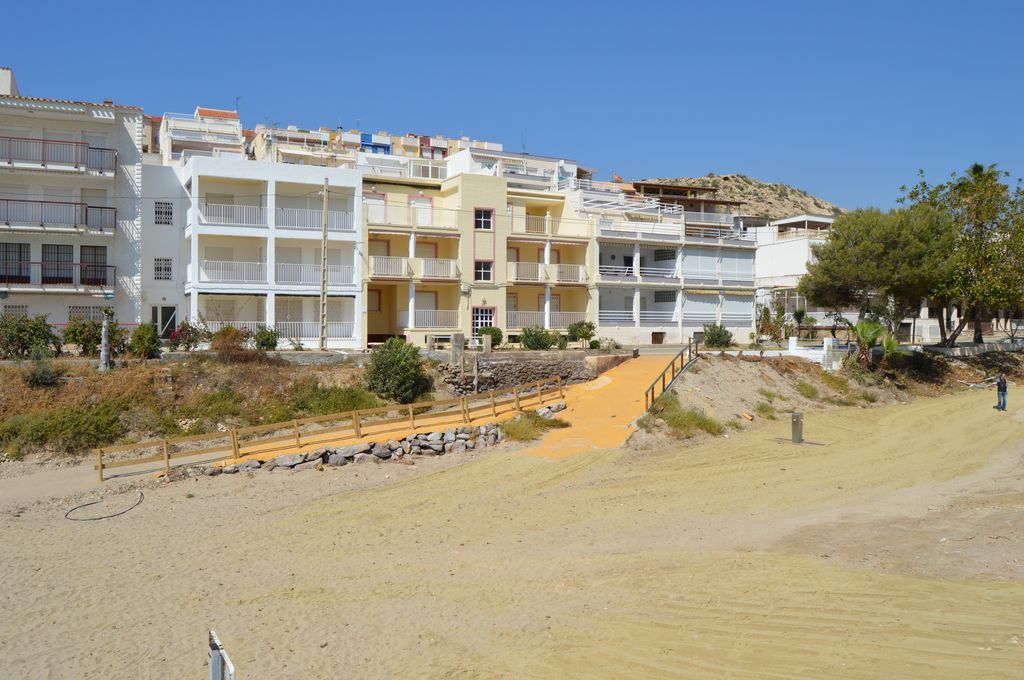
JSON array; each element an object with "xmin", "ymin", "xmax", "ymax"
[
  {"xmin": 94, "ymin": 375, "xmax": 566, "ymax": 481},
  {"xmin": 643, "ymin": 339, "xmax": 698, "ymax": 410}
]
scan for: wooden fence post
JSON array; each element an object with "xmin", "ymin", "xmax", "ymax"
[
  {"xmin": 461, "ymin": 396, "xmax": 470, "ymax": 423},
  {"xmin": 490, "ymin": 392, "xmax": 497, "ymax": 417},
  {"xmin": 537, "ymin": 380, "xmax": 545, "ymax": 405},
  {"xmin": 513, "ymin": 385, "xmax": 521, "ymax": 413},
  {"xmin": 97, "ymin": 449, "xmax": 104, "ymax": 482},
  {"xmin": 557, "ymin": 376, "xmax": 564, "ymax": 398},
  {"xmin": 353, "ymin": 411, "xmax": 362, "ymax": 438},
  {"xmin": 163, "ymin": 440, "xmax": 170, "ymax": 478},
  {"xmin": 293, "ymin": 420, "xmax": 300, "ymax": 447},
  {"xmin": 230, "ymin": 430, "xmax": 240, "ymax": 462},
  {"xmin": 409, "ymin": 404, "xmax": 416, "ymax": 429}
]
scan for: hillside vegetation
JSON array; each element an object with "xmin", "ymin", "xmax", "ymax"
[{"xmin": 639, "ymin": 173, "xmax": 845, "ymax": 219}]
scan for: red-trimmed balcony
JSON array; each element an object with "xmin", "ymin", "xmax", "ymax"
[
  {"xmin": 0, "ymin": 136, "xmax": 117, "ymax": 173},
  {"xmin": 0, "ymin": 199, "xmax": 116, "ymax": 233},
  {"xmin": 0, "ymin": 261, "xmax": 116, "ymax": 291}
]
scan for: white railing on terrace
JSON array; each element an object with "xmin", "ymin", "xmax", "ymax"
[
  {"xmin": 199, "ymin": 203, "xmax": 267, "ymax": 227},
  {"xmin": 554, "ymin": 263, "xmax": 587, "ymax": 284},
  {"xmin": 369, "ymin": 256, "xmax": 409, "ymax": 277},
  {"xmin": 276, "ymin": 207, "xmax": 354, "ymax": 231},
  {"xmin": 640, "ymin": 310, "xmax": 676, "ymax": 324},
  {"xmin": 0, "ymin": 136, "xmax": 117, "ymax": 172},
  {"xmin": 420, "ymin": 258, "xmax": 457, "ymax": 279},
  {"xmin": 776, "ymin": 228, "xmax": 830, "ymax": 241},
  {"xmin": 360, "ymin": 157, "xmax": 448, "ymax": 180},
  {"xmin": 413, "ymin": 309, "xmax": 459, "ymax": 328},
  {"xmin": 685, "ymin": 226, "xmax": 754, "ymax": 242},
  {"xmin": 684, "ymin": 211, "xmax": 734, "ymax": 226},
  {"xmin": 507, "ymin": 311, "xmax": 545, "ymax": 328},
  {"xmin": 275, "ymin": 321, "xmax": 355, "ymax": 339},
  {"xmin": 598, "ymin": 265, "xmax": 636, "ymax": 277},
  {"xmin": 639, "ymin": 267, "xmax": 678, "ymax": 278},
  {"xmin": 508, "ymin": 261, "xmax": 546, "ymax": 282},
  {"xmin": 204, "ymin": 320, "xmax": 265, "ymax": 334},
  {"xmin": 275, "ymin": 263, "xmax": 354, "ymax": 286},
  {"xmin": 550, "ymin": 311, "xmax": 587, "ymax": 327},
  {"xmin": 598, "ymin": 219, "xmax": 682, "ymax": 238},
  {"xmin": 199, "ymin": 260, "xmax": 267, "ymax": 283},
  {"xmin": 598, "ymin": 310, "xmax": 635, "ymax": 324}
]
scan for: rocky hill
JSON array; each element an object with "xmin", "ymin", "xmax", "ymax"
[{"xmin": 638, "ymin": 174, "xmax": 845, "ymax": 220}]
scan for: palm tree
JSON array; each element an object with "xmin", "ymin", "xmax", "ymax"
[{"xmin": 852, "ymin": 320, "xmax": 884, "ymax": 367}]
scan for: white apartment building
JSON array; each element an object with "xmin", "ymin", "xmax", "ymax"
[
  {"xmin": 142, "ymin": 109, "xmax": 364, "ymax": 347},
  {"xmin": 0, "ymin": 67, "xmax": 143, "ymax": 327}
]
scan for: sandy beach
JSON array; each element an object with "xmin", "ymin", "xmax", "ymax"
[{"xmin": 1, "ymin": 387, "xmax": 1022, "ymax": 678}]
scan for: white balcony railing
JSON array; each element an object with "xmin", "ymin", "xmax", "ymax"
[
  {"xmin": 275, "ymin": 321, "xmax": 355, "ymax": 339},
  {"xmin": 598, "ymin": 310, "xmax": 635, "ymax": 325},
  {"xmin": 640, "ymin": 310, "xmax": 676, "ymax": 324},
  {"xmin": 550, "ymin": 311, "xmax": 587, "ymax": 327},
  {"xmin": 684, "ymin": 211, "xmax": 735, "ymax": 227},
  {"xmin": 204, "ymin": 320, "xmax": 266, "ymax": 335},
  {"xmin": 508, "ymin": 261, "xmax": 545, "ymax": 282},
  {"xmin": 507, "ymin": 311, "xmax": 545, "ymax": 328},
  {"xmin": 199, "ymin": 203, "xmax": 268, "ymax": 227},
  {"xmin": 276, "ymin": 207, "xmax": 354, "ymax": 232},
  {"xmin": 639, "ymin": 267, "xmax": 678, "ymax": 279},
  {"xmin": 369, "ymin": 255, "xmax": 409, "ymax": 277},
  {"xmin": 275, "ymin": 263, "xmax": 354, "ymax": 286},
  {"xmin": 0, "ymin": 136, "xmax": 117, "ymax": 173},
  {"xmin": 420, "ymin": 258, "xmax": 457, "ymax": 279},
  {"xmin": 598, "ymin": 265, "xmax": 636, "ymax": 277},
  {"xmin": 199, "ymin": 260, "xmax": 267, "ymax": 283},
  {"xmin": 553, "ymin": 263, "xmax": 587, "ymax": 284},
  {"xmin": 414, "ymin": 309, "xmax": 459, "ymax": 328}
]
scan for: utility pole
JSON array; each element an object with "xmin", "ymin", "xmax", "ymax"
[{"xmin": 319, "ymin": 178, "xmax": 329, "ymax": 351}]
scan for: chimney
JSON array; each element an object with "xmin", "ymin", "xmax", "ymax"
[{"xmin": 103, "ymin": 98, "xmax": 113, "ymax": 105}]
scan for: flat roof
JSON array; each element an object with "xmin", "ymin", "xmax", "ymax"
[
  {"xmin": 0, "ymin": 93, "xmax": 142, "ymax": 111},
  {"xmin": 772, "ymin": 214, "xmax": 835, "ymax": 226}
]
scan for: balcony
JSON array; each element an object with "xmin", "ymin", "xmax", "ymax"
[
  {"xmin": 685, "ymin": 225, "xmax": 755, "ymax": 246},
  {"xmin": 418, "ymin": 258, "xmax": 458, "ymax": 280},
  {"xmin": 398, "ymin": 309, "xmax": 459, "ymax": 328},
  {"xmin": 684, "ymin": 211, "xmax": 735, "ymax": 227},
  {"xmin": 638, "ymin": 266, "xmax": 678, "ymax": 281},
  {"xmin": 0, "ymin": 199, "xmax": 116, "ymax": 233},
  {"xmin": 507, "ymin": 311, "xmax": 545, "ymax": 328},
  {"xmin": 199, "ymin": 202, "xmax": 268, "ymax": 228},
  {"xmin": 510, "ymin": 214, "xmax": 562, "ymax": 235},
  {"xmin": 552, "ymin": 263, "xmax": 587, "ymax": 284},
  {"xmin": 598, "ymin": 310, "xmax": 635, "ymax": 326},
  {"xmin": 0, "ymin": 261, "xmax": 115, "ymax": 291},
  {"xmin": 276, "ymin": 207, "xmax": 354, "ymax": 232},
  {"xmin": 597, "ymin": 265, "xmax": 637, "ymax": 280},
  {"xmin": 640, "ymin": 310, "xmax": 676, "ymax": 325},
  {"xmin": 369, "ymin": 255, "xmax": 409, "ymax": 278},
  {"xmin": 275, "ymin": 263, "xmax": 354, "ymax": 286},
  {"xmin": 0, "ymin": 136, "xmax": 116, "ymax": 173},
  {"xmin": 198, "ymin": 260, "xmax": 267, "ymax": 284},
  {"xmin": 508, "ymin": 261, "xmax": 546, "ymax": 283},
  {"xmin": 550, "ymin": 311, "xmax": 586, "ymax": 327},
  {"xmin": 275, "ymin": 321, "xmax": 355, "ymax": 339},
  {"xmin": 597, "ymin": 219, "xmax": 682, "ymax": 241}
]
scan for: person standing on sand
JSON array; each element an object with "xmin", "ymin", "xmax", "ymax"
[{"xmin": 995, "ymin": 372, "xmax": 1008, "ymax": 411}]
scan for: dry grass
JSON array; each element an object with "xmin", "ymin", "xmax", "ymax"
[{"xmin": 500, "ymin": 413, "xmax": 571, "ymax": 441}]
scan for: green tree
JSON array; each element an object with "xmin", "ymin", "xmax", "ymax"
[
  {"xmin": 852, "ymin": 320, "xmax": 884, "ymax": 368},
  {"xmin": 364, "ymin": 338, "xmax": 429, "ymax": 403},
  {"xmin": 901, "ymin": 163, "xmax": 1024, "ymax": 345}
]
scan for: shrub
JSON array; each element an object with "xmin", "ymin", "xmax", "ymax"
[
  {"xmin": 477, "ymin": 326, "xmax": 502, "ymax": 348},
  {"xmin": 821, "ymin": 372, "xmax": 849, "ymax": 394},
  {"xmin": 168, "ymin": 320, "xmax": 209, "ymax": 351},
  {"xmin": 860, "ymin": 391, "xmax": 878, "ymax": 403},
  {"xmin": 128, "ymin": 323, "xmax": 162, "ymax": 359},
  {"xmin": 210, "ymin": 326, "xmax": 250, "ymax": 353},
  {"xmin": 649, "ymin": 393, "xmax": 724, "ymax": 437},
  {"xmin": 556, "ymin": 334, "xmax": 568, "ymax": 350},
  {"xmin": 0, "ymin": 314, "xmax": 61, "ymax": 359},
  {"xmin": 702, "ymin": 323, "xmax": 733, "ymax": 349},
  {"xmin": 757, "ymin": 388, "xmax": 778, "ymax": 403},
  {"xmin": 567, "ymin": 321, "xmax": 596, "ymax": 345},
  {"xmin": 287, "ymin": 378, "xmax": 378, "ymax": 416},
  {"xmin": 21, "ymin": 344, "xmax": 63, "ymax": 388},
  {"xmin": 795, "ymin": 381, "xmax": 819, "ymax": 399},
  {"xmin": 520, "ymin": 326, "xmax": 557, "ymax": 350},
  {"xmin": 364, "ymin": 337, "xmax": 430, "ymax": 404},
  {"xmin": 252, "ymin": 324, "xmax": 280, "ymax": 351},
  {"xmin": 500, "ymin": 412, "xmax": 570, "ymax": 441},
  {"xmin": 589, "ymin": 339, "xmax": 601, "ymax": 350},
  {"xmin": 0, "ymin": 397, "xmax": 129, "ymax": 454},
  {"xmin": 755, "ymin": 401, "xmax": 777, "ymax": 420},
  {"xmin": 62, "ymin": 317, "xmax": 102, "ymax": 356}
]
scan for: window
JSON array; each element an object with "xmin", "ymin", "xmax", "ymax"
[
  {"xmin": 2, "ymin": 304, "xmax": 28, "ymax": 317},
  {"xmin": 155, "ymin": 201, "xmax": 173, "ymax": 225},
  {"xmin": 474, "ymin": 260, "xmax": 493, "ymax": 282},
  {"xmin": 42, "ymin": 244, "xmax": 73, "ymax": 284},
  {"xmin": 654, "ymin": 248, "xmax": 676, "ymax": 261},
  {"xmin": 80, "ymin": 245, "xmax": 108, "ymax": 286},
  {"xmin": 154, "ymin": 258, "xmax": 173, "ymax": 281},
  {"xmin": 474, "ymin": 208, "xmax": 493, "ymax": 230},
  {"xmin": 0, "ymin": 243, "xmax": 30, "ymax": 283},
  {"xmin": 68, "ymin": 305, "xmax": 109, "ymax": 322},
  {"xmin": 654, "ymin": 291, "xmax": 676, "ymax": 303}
]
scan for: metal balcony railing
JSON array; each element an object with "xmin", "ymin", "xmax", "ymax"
[
  {"xmin": 640, "ymin": 310, "xmax": 676, "ymax": 324},
  {"xmin": 598, "ymin": 310, "xmax": 635, "ymax": 325},
  {"xmin": 420, "ymin": 258, "xmax": 457, "ymax": 279},
  {"xmin": 0, "ymin": 199, "xmax": 116, "ymax": 231},
  {"xmin": 0, "ymin": 261, "xmax": 115, "ymax": 288},
  {"xmin": 684, "ymin": 212, "xmax": 735, "ymax": 227},
  {"xmin": 369, "ymin": 256, "xmax": 409, "ymax": 278},
  {"xmin": 276, "ymin": 207, "xmax": 354, "ymax": 231},
  {"xmin": 199, "ymin": 260, "xmax": 267, "ymax": 283},
  {"xmin": 597, "ymin": 265, "xmax": 636, "ymax": 277},
  {"xmin": 275, "ymin": 263, "xmax": 354, "ymax": 286},
  {"xmin": 199, "ymin": 203, "xmax": 268, "ymax": 227},
  {"xmin": 0, "ymin": 135, "xmax": 117, "ymax": 172},
  {"xmin": 638, "ymin": 267, "xmax": 678, "ymax": 278},
  {"xmin": 507, "ymin": 311, "xmax": 545, "ymax": 328},
  {"xmin": 553, "ymin": 263, "xmax": 587, "ymax": 284},
  {"xmin": 550, "ymin": 311, "xmax": 587, "ymax": 327},
  {"xmin": 275, "ymin": 321, "xmax": 355, "ymax": 339},
  {"xmin": 508, "ymin": 261, "xmax": 546, "ymax": 282}
]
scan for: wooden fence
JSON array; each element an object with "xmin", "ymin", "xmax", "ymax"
[
  {"xmin": 94, "ymin": 376, "xmax": 564, "ymax": 482},
  {"xmin": 643, "ymin": 339, "xmax": 699, "ymax": 410}
]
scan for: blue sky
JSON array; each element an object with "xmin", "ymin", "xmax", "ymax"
[{"xmin": 5, "ymin": 0, "xmax": 1022, "ymax": 209}]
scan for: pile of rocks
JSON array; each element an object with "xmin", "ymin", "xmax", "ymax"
[{"xmin": 189, "ymin": 422, "xmax": 504, "ymax": 477}]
